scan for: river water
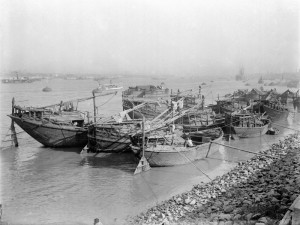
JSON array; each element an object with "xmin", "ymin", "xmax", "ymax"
[{"xmin": 0, "ymin": 77, "xmax": 299, "ymax": 225}]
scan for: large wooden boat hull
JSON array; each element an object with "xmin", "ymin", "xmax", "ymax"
[
  {"xmin": 9, "ymin": 115, "xmax": 88, "ymax": 147},
  {"xmin": 142, "ymin": 132, "xmax": 223, "ymax": 167},
  {"xmin": 87, "ymin": 121, "xmax": 141, "ymax": 153},
  {"xmin": 263, "ymin": 105, "xmax": 289, "ymax": 121},
  {"xmin": 233, "ymin": 123, "xmax": 269, "ymax": 138},
  {"xmin": 182, "ymin": 118, "xmax": 225, "ymax": 132},
  {"xmin": 88, "ymin": 135, "xmax": 132, "ymax": 153}
]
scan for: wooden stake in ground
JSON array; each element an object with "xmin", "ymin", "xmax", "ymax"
[{"xmin": 134, "ymin": 117, "xmax": 151, "ymax": 175}]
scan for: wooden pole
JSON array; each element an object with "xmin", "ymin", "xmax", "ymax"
[
  {"xmin": 205, "ymin": 141, "xmax": 213, "ymax": 158},
  {"xmin": 229, "ymin": 113, "xmax": 232, "ymax": 141},
  {"xmin": 11, "ymin": 98, "xmax": 19, "ymax": 147},
  {"xmin": 92, "ymin": 92, "xmax": 96, "ymax": 123},
  {"xmin": 142, "ymin": 117, "xmax": 145, "ymax": 158},
  {"xmin": 134, "ymin": 116, "xmax": 151, "ymax": 174}
]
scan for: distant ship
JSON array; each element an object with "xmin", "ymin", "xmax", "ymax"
[
  {"xmin": 42, "ymin": 86, "xmax": 52, "ymax": 92},
  {"xmin": 1, "ymin": 73, "xmax": 42, "ymax": 84},
  {"xmin": 92, "ymin": 83, "xmax": 123, "ymax": 94},
  {"xmin": 258, "ymin": 76, "xmax": 263, "ymax": 84}
]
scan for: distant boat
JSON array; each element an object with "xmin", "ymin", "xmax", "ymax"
[
  {"xmin": 42, "ymin": 86, "xmax": 52, "ymax": 92},
  {"xmin": 258, "ymin": 76, "xmax": 263, "ymax": 84},
  {"xmin": 2, "ymin": 75, "xmax": 41, "ymax": 84},
  {"xmin": 92, "ymin": 83, "xmax": 123, "ymax": 94}
]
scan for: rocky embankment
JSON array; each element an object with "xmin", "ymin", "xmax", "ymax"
[{"xmin": 129, "ymin": 133, "xmax": 300, "ymax": 225}]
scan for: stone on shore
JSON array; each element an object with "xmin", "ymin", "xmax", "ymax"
[{"xmin": 128, "ymin": 133, "xmax": 300, "ymax": 225}]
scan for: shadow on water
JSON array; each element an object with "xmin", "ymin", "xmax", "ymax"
[
  {"xmin": 79, "ymin": 152, "xmax": 139, "ymax": 172},
  {"xmin": 45, "ymin": 146, "xmax": 84, "ymax": 153}
]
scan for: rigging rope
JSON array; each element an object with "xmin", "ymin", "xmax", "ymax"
[{"xmin": 97, "ymin": 92, "xmax": 118, "ymax": 108}]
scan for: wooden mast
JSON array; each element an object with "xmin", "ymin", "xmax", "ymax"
[{"xmin": 92, "ymin": 91, "xmax": 97, "ymax": 123}]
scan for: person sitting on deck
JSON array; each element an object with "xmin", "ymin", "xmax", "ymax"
[
  {"xmin": 169, "ymin": 124, "xmax": 175, "ymax": 134},
  {"xmin": 184, "ymin": 137, "xmax": 193, "ymax": 147},
  {"xmin": 186, "ymin": 137, "xmax": 193, "ymax": 147}
]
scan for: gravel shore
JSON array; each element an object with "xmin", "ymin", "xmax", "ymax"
[{"xmin": 128, "ymin": 133, "xmax": 300, "ymax": 225}]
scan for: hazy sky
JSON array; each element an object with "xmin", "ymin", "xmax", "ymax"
[{"xmin": 0, "ymin": 0, "xmax": 299, "ymax": 76}]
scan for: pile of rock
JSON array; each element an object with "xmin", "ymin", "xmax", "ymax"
[{"xmin": 129, "ymin": 133, "xmax": 300, "ymax": 225}]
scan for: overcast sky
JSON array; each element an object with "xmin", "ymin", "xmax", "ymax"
[{"xmin": 0, "ymin": 0, "xmax": 299, "ymax": 76}]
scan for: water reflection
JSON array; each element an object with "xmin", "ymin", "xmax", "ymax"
[{"xmin": 79, "ymin": 153, "xmax": 138, "ymax": 173}]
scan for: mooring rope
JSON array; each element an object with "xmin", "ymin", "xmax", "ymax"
[
  {"xmin": 173, "ymin": 147, "xmax": 212, "ymax": 180},
  {"xmin": 210, "ymin": 141, "xmax": 279, "ymax": 159},
  {"xmin": 272, "ymin": 122, "xmax": 300, "ymax": 132}
]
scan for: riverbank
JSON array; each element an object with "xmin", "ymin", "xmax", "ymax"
[{"xmin": 129, "ymin": 133, "xmax": 300, "ymax": 225}]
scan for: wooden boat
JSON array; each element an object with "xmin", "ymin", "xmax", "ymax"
[
  {"xmin": 263, "ymin": 101, "xmax": 289, "ymax": 121},
  {"xmin": 122, "ymin": 84, "xmax": 170, "ymax": 119},
  {"xmin": 131, "ymin": 128, "xmax": 223, "ymax": 167},
  {"xmin": 8, "ymin": 102, "xmax": 88, "ymax": 147},
  {"xmin": 231, "ymin": 113, "xmax": 270, "ymax": 138},
  {"xmin": 170, "ymin": 87, "xmax": 203, "ymax": 109},
  {"xmin": 86, "ymin": 104, "xmax": 145, "ymax": 153},
  {"xmin": 92, "ymin": 83, "xmax": 123, "ymax": 94},
  {"xmin": 87, "ymin": 121, "xmax": 141, "ymax": 153},
  {"xmin": 178, "ymin": 109, "xmax": 225, "ymax": 132},
  {"xmin": 7, "ymin": 93, "xmax": 111, "ymax": 148},
  {"xmin": 86, "ymin": 101, "xmax": 193, "ymax": 153}
]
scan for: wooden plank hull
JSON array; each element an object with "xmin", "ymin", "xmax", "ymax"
[
  {"xmin": 89, "ymin": 135, "xmax": 132, "ymax": 153},
  {"xmin": 9, "ymin": 115, "xmax": 88, "ymax": 147},
  {"xmin": 123, "ymin": 99, "xmax": 168, "ymax": 120},
  {"xmin": 233, "ymin": 123, "xmax": 269, "ymax": 138},
  {"xmin": 142, "ymin": 132, "xmax": 223, "ymax": 167},
  {"xmin": 182, "ymin": 120, "xmax": 225, "ymax": 132},
  {"xmin": 263, "ymin": 105, "xmax": 289, "ymax": 121}
]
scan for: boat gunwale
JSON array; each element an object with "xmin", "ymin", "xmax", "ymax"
[{"xmin": 143, "ymin": 130, "xmax": 223, "ymax": 153}]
